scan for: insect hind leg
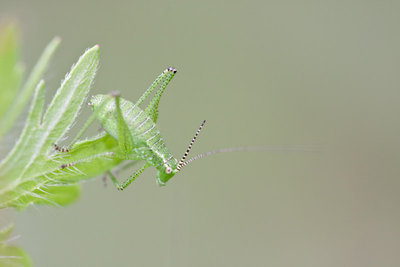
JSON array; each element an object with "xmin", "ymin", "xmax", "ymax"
[
  {"xmin": 107, "ymin": 163, "xmax": 148, "ymax": 190},
  {"xmin": 145, "ymin": 67, "xmax": 177, "ymax": 122},
  {"xmin": 136, "ymin": 67, "xmax": 176, "ymax": 108}
]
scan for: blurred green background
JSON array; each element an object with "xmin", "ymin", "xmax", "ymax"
[{"xmin": 1, "ymin": 0, "xmax": 400, "ymax": 266}]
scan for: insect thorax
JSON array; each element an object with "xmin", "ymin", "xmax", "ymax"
[{"xmin": 90, "ymin": 94, "xmax": 176, "ymax": 168}]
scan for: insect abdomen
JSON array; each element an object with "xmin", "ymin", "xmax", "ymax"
[{"xmin": 90, "ymin": 94, "xmax": 174, "ymax": 164}]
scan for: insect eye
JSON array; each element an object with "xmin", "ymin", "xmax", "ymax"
[{"xmin": 165, "ymin": 166, "xmax": 172, "ymax": 174}]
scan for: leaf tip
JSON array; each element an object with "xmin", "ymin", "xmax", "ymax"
[
  {"xmin": 91, "ymin": 44, "xmax": 100, "ymax": 52},
  {"xmin": 37, "ymin": 79, "xmax": 45, "ymax": 87},
  {"xmin": 53, "ymin": 36, "xmax": 62, "ymax": 44}
]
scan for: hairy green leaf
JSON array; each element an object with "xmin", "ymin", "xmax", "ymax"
[
  {"xmin": 0, "ymin": 43, "xmax": 123, "ymax": 209},
  {"xmin": 0, "ymin": 24, "xmax": 22, "ymax": 119},
  {"xmin": 0, "ymin": 246, "xmax": 31, "ymax": 267},
  {"xmin": 0, "ymin": 36, "xmax": 60, "ymax": 138},
  {"xmin": 0, "ymin": 225, "xmax": 31, "ymax": 267}
]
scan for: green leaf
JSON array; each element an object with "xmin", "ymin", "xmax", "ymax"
[
  {"xmin": 0, "ymin": 36, "xmax": 60, "ymax": 139},
  {"xmin": 0, "ymin": 27, "xmax": 132, "ymax": 265},
  {"xmin": 41, "ymin": 45, "xmax": 99, "ymax": 151},
  {"xmin": 1, "ymin": 134, "xmax": 122, "ymax": 210},
  {"xmin": 0, "ymin": 246, "xmax": 31, "ymax": 267},
  {"xmin": 0, "ymin": 225, "xmax": 13, "ymax": 243},
  {"xmin": 0, "ymin": 44, "xmax": 125, "ymax": 209},
  {"xmin": 0, "ymin": 225, "xmax": 31, "ymax": 267},
  {"xmin": 0, "ymin": 24, "xmax": 22, "ymax": 119},
  {"xmin": 0, "ymin": 80, "xmax": 45, "ymax": 184},
  {"xmin": 0, "ymin": 45, "xmax": 99, "ymax": 177},
  {"xmin": 9, "ymin": 184, "xmax": 81, "ymax": 209}
]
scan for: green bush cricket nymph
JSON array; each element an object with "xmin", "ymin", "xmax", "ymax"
[
  {"xmin": 55, "ymin": 67, "xmax": 315, "ymax": 190},
  {"xmin": 60, "ymin": 67, "xmax": 214, "ymax": 190}
]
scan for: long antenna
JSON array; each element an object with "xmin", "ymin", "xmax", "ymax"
[
  {"xmin": 177, "ymin": 120, "xmax": 206, "ymax": 171},
  {"xmin": 179, "ymin": 145, "xmax": 320, "ymax": 169}
]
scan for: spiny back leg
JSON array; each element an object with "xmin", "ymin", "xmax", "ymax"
[
  {"xmin": 107, "ymin": 163, "xmax": 148, "ymax": 190},
  {"xmin": 136, "ymin": 67, "xmax": 176, "ymax": 108},
  {"xmin": 145, "ymin": 67, "xmax": 177, "ymax": 122}
]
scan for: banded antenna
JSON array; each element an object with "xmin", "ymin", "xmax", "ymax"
[
  {"xmin": 176, "ymin": 120, "xmax": 319, "ymax": 171},
  {"xmin": 177, "ymin": 120, "xmax": 206, "ymax": 171}
]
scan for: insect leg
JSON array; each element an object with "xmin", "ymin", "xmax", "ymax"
[
  {"xmin": 113, "ymin": 92, "xmax": 134, "ymax": 156},
  {"xmin": 135, "ymin": 68, "xmax": 173, "ymax": 107},
  {"xmin": 107, "ymin": 163, "xmax": 148, "ymax": 190},
  {"xmin": 107, "ymin": 170, "xmax": 121, "ymax": 189},
  {"xmin": 145, "ymin": 68, "xmax": 177, "ymax": 122}
]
